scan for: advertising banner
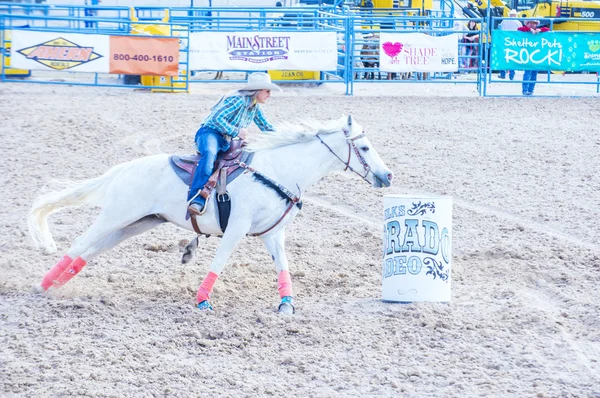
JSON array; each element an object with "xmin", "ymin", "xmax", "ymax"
[
  {"xmin": 189, "ymin": 31, "xmax": 338, "ymax": 70},
  {"xmin": 109, "ymin": 36, "xmax": 179, "ymax": 76},
  {"xmin": 11, "ymin": 30, "xmax": 110, "ymax": 72},
  {"xmin": 492, "ymin": 31, "xmax": 600, "ymax": 72},
  {"xmin": 379, "ymin": 33, "xmax": 459, "ymax": 73},
  {"xmin": 10, "ymin": 30, "xmax": 179, "ymax": 75}
]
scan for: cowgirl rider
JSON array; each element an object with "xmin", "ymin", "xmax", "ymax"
[{"xmin": 187, "ymin": 72, "xmax": 282, "ymax": 216}]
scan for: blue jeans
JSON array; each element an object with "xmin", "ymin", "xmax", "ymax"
[
  {"xmin": 499, "ymin": 70, "xmax": 515, "ymax": 80},
  {"xmin": 522, "ymin": 70, "xmax": 538, "ymax": 95},
  {"xmin": 187, "ymin": 126, "xmax": 230, "ymax": 205}
]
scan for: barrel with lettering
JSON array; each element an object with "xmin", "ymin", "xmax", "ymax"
[{"xmin": 382, "ymin": 195, "xmax": 452, "ymax": 302}]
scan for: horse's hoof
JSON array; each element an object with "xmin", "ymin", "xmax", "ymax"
[
  {"xmin": 181, "ymin": 237, "xmax": 199, "ymax": 264},
  {"xmin": 181, "ymin": 250, "xmax": 193, "ymax": 264},
  {"xmin": 197, "ymin": 300, "xmax": 213, "ymax": 311},
  {"xmin": 31, "ymin": 284, "xmax": 46, "ymax": 294},
  {"xmin": 278, "ymin": 296, "xmax": 295, "ymax": 314},
  {"xmin": 43, "ymin": 245, "xmax": 58, "ymax": 255},
  {"xmin": 278, "ymin": 303, "xmax": 294, "ymax": 314}
]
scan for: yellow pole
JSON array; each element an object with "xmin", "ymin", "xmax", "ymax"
[{"xmin": 130, "ymin": 7, "xmax": 138, "ymax": 22}]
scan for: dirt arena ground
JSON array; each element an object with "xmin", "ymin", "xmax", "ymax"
[{"xmin": 1, "ymin": 82, "xmax": 599, "ymax": 397}]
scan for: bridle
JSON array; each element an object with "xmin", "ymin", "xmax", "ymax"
[{"xmin": 316, "ymin": 128, "xmax": 371, "ymax": 183}]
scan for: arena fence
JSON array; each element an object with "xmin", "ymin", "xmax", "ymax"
[{"xmin": 2, "ymin": 2, "xmax": 599, "ymax": 97}]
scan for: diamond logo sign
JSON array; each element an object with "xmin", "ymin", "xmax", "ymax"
[{"xmin": 17, "ymin": 37, "xmax": 102, "ymax": 70}]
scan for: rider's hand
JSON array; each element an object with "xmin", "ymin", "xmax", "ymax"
[{"xmin": 238, "ymin": 128, "xmax": 249, "ymax": 140}]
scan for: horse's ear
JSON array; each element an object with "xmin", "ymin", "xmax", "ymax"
[{"xmin": 347, "ymin": 114, "xmax": 353, "ymax": 127}]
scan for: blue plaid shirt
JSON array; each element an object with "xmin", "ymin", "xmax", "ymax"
[{"xmin": 202, "ymin": 95, "xmax": 274, "ymax": 138}]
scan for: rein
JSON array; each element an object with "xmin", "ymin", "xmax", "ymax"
[
  {"xmin": 235, "ymin": 160, "xmax": 302, "ymax": 237},
  {"xmin": 234, "ymin": 127, "xmax": 371, "ymax": 236},
  {"xmin": 316, "ymin": 129, "xmax": 371, "ymax": 183}
]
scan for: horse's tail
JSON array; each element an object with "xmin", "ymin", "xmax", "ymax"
[{"xmin": 27, "ymin": 163, "xmax": 127, "ymax": 254}]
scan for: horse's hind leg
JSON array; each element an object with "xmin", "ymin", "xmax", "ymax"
[
  {"xmin": 40, "ymin": 215, "xmax": 164, "ymax": 291},
  {"xmin": 40, "ymin": 213, "xmax": 125, "ymax": 291},
  {"xmin": 260, "ymin": 230, "xmax": 294, "ymax": 314},
  {"xmin": 195, "ymin": 220, "xmax": 250, "ymax": 310},
  {"xmin": 78, "ymin": 215, "xmax": 166, "ymax": 261}
]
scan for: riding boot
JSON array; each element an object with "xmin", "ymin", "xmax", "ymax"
[
  {"xmin": 188, "ymin": 165, "xmax": 207, "ymax": 203},
  {"xmin": 187, "ymin": 156, "xmax": 217, "ymax": 215},
  {"xmin": 188, "ymin": 163, "xmax": 208, "ymax": 215},
  {"xmin": 188, "ymin": 128, "xmax": 224, "ymax": 216},
  {"xmin": 188, "ymin": 198, "xmax": 206, "ymax": 216}
]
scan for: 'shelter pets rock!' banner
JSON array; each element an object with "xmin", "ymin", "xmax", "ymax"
[{"xmin": 492, "ymin": 30, "xmax": 600, "ymax": 72}]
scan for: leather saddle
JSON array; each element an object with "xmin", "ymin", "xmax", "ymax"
[{"xmin": 168, "ymin": 139, "xmax": 253, "ymax": 199}]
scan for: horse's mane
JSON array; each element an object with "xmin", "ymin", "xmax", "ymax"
[{"xmin": 246, "ymin": 116, "xmax": 354, "ymax": 152}]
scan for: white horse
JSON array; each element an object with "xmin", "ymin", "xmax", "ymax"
[{"xmin": 28, "ymin": 115, "xmax": 393, "ymax": 314}]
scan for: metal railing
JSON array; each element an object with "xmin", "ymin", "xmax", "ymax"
[{"xmin": 10, "ymin": 3, "xmax": 600, "ymax": 97}]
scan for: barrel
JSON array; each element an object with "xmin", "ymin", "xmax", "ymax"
[{"xmin": 382, "ymin": 194, "xmax": 452, "ymax": 302}]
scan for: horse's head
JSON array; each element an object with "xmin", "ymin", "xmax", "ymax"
[{"xmin": 325, "ymin": 115, "xmax": 393, "ymax": 188}]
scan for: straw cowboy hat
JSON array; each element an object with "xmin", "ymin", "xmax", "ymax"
[
  {"xmin": 509, "ymin": 9, "xmax": 517, "ymax": 16},
  {"xmin": 526, "ymin": 18, "xmax": 540, "ymax": 24},
  {"xmin": 239, "ymin": 72, "xmax": 282, "ymax": 91}
]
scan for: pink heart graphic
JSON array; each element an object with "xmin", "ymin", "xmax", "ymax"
[{"xmin": 382, "ymin": 41, "xmax": 403, "ymax": 58}]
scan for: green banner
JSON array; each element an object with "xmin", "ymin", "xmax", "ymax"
[{"xmin": 491, "ymin": 31, "xmax": 600, "ymax": 72}]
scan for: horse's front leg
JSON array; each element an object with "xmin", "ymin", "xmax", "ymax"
[
  {"xmin": 195, "ymin": 220, "xmax": 250, "ymax": 311},
  {"xmin": 260, "ymin": 230, "xmax": 294, "ymax": 314}
]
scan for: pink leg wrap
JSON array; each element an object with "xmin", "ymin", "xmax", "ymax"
[
  {"xmin": 53, "ymin": 257, "xmax": 87, "ymax": 288},
  {"xmin": 41, "ymin": 254, "xmax": 73, "ymax": 291},
  {"xmin": 278, "ymin": 270, "xmax": 293, "ymax": 298},
  {"xmin": 196, "ymin": 271, "xmax": 219, "ymax": 303}
]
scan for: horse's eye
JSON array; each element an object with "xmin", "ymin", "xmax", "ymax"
[{"xmin": 361, "ymin": 146, "xmax": 370, "ymax": 152}]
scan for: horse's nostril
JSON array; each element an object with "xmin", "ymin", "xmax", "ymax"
[{"xmin": 387, "ymin": 172, "xmax": 394, "ymax": 182}]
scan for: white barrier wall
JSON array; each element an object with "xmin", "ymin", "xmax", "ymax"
[
  {"xmin": 382, "ymin": 194, "xmax": 452, "ymax": 303},
  {"xmin": 189, "ymin": 31, "xmax": 338, "ymax": 70}
]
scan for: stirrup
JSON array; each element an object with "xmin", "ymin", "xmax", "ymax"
[
  {"xmin": 188, "ymin": 203, "xmax": 207, "ymax": 217},
  {"xmin": 187, "ymin": 190, "xmax": 207, "ymax": 216}
]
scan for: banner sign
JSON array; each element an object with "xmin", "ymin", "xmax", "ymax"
[
  {"xmin": 379, "ymin": 33, "xmax": 459, "ymax": 73},
  {"xmin": 11, "ymin": 31, "xmax": 109, "ymax": 72},
  {"xmin": 189, "ymin": 31, "xmax": 338, "ymax": 70},
  {"xmin": 109, "ymin": 36, "xmax": 179, "ymax": 76},
  {"xmin": 492, "ymin": 31, "xmax": 600, "ymax": 72},
  {"xmin": 10, "ymin": 30, "xmax": 179, "ymax": 75}
]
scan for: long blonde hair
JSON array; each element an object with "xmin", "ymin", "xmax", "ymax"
[
  {"xmin": 205, "ymin": 89, "xmax": 260, "ymax": 128},
  {"xmin": 210, "ymin": 89, "xmax": 259, "ymax": 110}
]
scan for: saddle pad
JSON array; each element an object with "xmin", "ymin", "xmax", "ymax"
[{"xmin": 168, "ymin": 151, "xmax": 255, "ymax": 187}]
